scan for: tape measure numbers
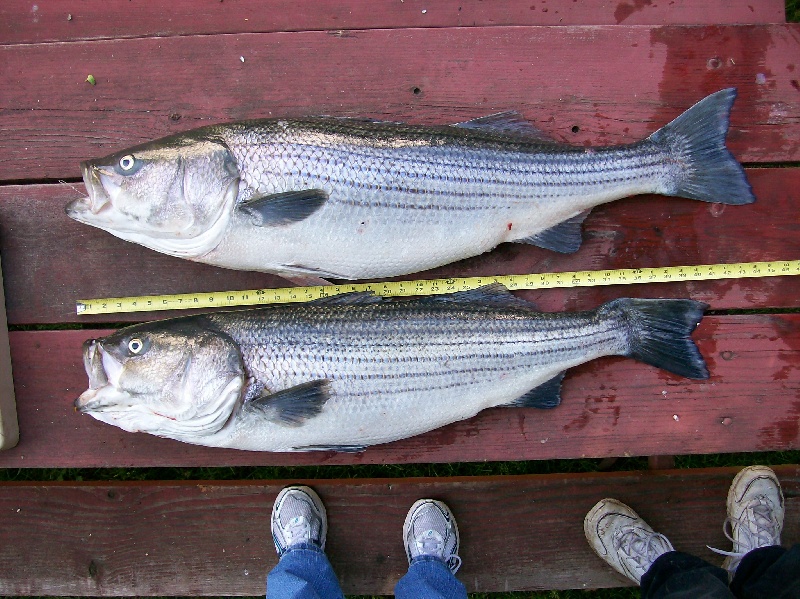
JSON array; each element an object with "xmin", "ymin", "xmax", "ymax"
[{"xmin": 76, "ymin": 260, "xmax": 800, "ymax": 315}]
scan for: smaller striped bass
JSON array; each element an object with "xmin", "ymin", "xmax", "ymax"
[{"xmin": 75, "ymin": 285, "xmax": 709, "ymax": 452}]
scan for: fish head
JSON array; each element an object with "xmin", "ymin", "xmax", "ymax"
[
  {"xmin": 75, "ymin": 319, "xmax": 246, "ymax": 441},
  {"xmin": 66, "ymin": 133, "xmax": 241, "ymax": 258}
]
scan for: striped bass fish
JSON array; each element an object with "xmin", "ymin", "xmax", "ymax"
[
  {"xmin": 66, "ymin": 89, "xmax": 754, "ymax": 283},
  {"xmin": 75, "ymin": 285, "xmax": 709, "ymax": 452}
]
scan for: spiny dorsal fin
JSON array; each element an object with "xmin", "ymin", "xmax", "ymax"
[
  {"xmin": 309, "ymin": 291, "xmax": 385, "ymax": 306},
  {"xmin": 243, "ymin": 380, "xmax": 330, "ymax": 427},
  {"xmin": 421, "ymin": 283, "xmax": 538, "ymax": 311},
  {"xmin": 501, "ymin": 372, "xmax": 566, "ymax": 409},
  {"xmin": 453, "ymin": 112, "xmax": 560, "ymax": 143},
  {"xmin": 513, "ymin": 209, "xmax": 591, "ymax": 253},
  {"xmin": 237, "ymin": 189, "xmax": 328, "ymax": 227}
]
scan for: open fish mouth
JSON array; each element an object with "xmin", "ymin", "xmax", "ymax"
[
  {"xmin": 65, "ymin": 163, "xmax": 113, "ymax": 222},
  {"xmin": 75, "ymin": 339, "xmax": 125, "ymax": 413}
]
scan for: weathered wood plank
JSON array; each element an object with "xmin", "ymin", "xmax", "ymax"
[
  {"xmin": 1, "ymin": 167, "xmax": 796, "ymax": 325},
  {"xmin": 1, "ymin": 314, "xmax": 797, "ymax": 468},
  {"xmin": 0, "ymin": 467, "xmax": 796, "ymax": 595},
  {"xmin": 1, "ymin": 24, "xmax": 798, "ymax": 182},
  {"xmin": 0, "ymin": 259, "xmax": 18, "ymax": 450},
  {"xmin": 0, "ymin": 0, "xmax": 786, "ymax": 44}
]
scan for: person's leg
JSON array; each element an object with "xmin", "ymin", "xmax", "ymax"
[
  {"xmin": 641, "ymin": 551, "xmax": 733, "ymax": 598},
  {"xmin": 709, "ymin": 466, "xmax": 794, "ymax": 599},
  {"xmin": 729, "ymin": 544, "xmax": 800, "ymax": 599},
  {"xmin": 395, "ymin": 499, "xmax": 467, "ymax": 599},
  {"xmin": 265, "ymin": 486, "xmax": 345, "ymax": 599},
  {"xmin": 584, "ymin": 498, "xmax": 734, "ymax": 599}
]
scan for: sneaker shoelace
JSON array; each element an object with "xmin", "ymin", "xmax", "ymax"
[
  {"xmin": 415, "ymin": 529, "xmax": 462, "ymax": 573},
  {"xmin": 614, "ymin": 526, "xmax": 673, "ymax": 576},
  {"xmin": 281, "ymin": 515, "xmax": 311, "ymax": 547},
  {"xmin": 708, "ymin": 494, "xmax": 781, "ymax": 566}
]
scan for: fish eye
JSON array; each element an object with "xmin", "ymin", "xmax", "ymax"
[
  {"xmin": 119, "ymin": 155, "xmax": 136, "ymax": 171},
  {"xmin": 128, "ymin": 338, "xmax": 145, "ymax": 355},
  {"xmin": 114, "ymin": 154, "xmax": 144, "ymax": 176}
]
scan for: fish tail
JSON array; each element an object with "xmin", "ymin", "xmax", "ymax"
[
  {"xmin": 649, "ymin": 88, "xmax": 755, "ymax": 205},
  {"xmin": 599, "ymin": 298, "xmax": 710, "ymax": 380}
]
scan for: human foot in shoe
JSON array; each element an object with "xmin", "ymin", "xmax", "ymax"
[
  {"xmin": 710, "ymin": 466, "xmax": 784, "ymax": 575},
  {"xmin": 403, "ymin": 499, "xmax": 462, "ymax": 574},
  {"xmin": 585, "ymin": 498, "xmax": 674, "ymax": 584},
  {"xmin": 271, "ymin": 485, "xmax": 328, "ymax": 557}
]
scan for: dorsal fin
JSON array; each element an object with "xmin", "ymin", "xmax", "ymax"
[
  {"xmin": 309, "ymin": 291, "xmax": 385, "ymax": 306},
  {"xmin": 421, "ymin": 283, "xmax": 538, "ymax": 311},
  {"xmin": 453, "ymin": 112, "xmax": 560, "ymax": 143}
]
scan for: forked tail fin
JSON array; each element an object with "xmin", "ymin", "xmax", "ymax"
[
  {"xmin": 598, "ymin": 298, "xmax": 710, "ymax": 380},
  {"xmin": 650, "ymin": 88, "xmax": 755, "ymax": 206}
]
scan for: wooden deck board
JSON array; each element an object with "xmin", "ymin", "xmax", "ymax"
[
  {"xmin": 1, "ymin": 24, "xmax": 799, "ymax": 182},
  {"xmin": 1, "ymin": 167, "xmax": 796, "ymax": 325},
  {"xmin": 1, "ymin": 314, "xmax": 797, "ymax": 468},
  {"xmin": 0, "ymin": 466, "xmax": 796, "ymax": 595},
  {"xmin": 0, "ymin": 0, "xmax": 786, "ymax": 44}
]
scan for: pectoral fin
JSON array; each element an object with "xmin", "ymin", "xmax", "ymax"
[
  {"xmin": 244, "ymin": 380, "xmax": 330, "ymax": 426},
  {"xmin": 238, "ymin": 189, "xmax": 328, "ymax": 226}
]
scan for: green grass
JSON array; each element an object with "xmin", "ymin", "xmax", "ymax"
[{"xmin": 788, "ymin": 0, "xmax": 799, "ymax": 21}]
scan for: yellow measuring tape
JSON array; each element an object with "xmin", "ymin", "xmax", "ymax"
[{"xmin": 76, "ymin": 260, "xmax": 800, "ymax": 315}]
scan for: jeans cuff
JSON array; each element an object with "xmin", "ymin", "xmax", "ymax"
[
  {"xmin": 280, "ymin": 542, "xmax": 325, "ymax": 557},
  {"xmin": 410, "ymin": 554, "xmax": 448, "ymax": 567}
]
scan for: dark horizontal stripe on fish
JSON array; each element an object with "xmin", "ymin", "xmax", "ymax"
[{"xmin": 270, "ymin": 146, "xmax": 666, "ymax": 186}]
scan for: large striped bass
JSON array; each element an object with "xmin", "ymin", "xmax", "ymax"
[
  {"xmin": 66, "ymin": 89, "xmax": 754, "ymax": 282},
  {"xmin": 75, "ymin": 285, "xmax": 708, "ymax": 452}
]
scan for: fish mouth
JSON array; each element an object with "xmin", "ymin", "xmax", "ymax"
[
  {"xmin": 65, "ymin": 163, "xmax": 114, "ymax": 223},
  {"xmin": 75, "ymin": 339, "xmax": 125, "ymax": 413}
]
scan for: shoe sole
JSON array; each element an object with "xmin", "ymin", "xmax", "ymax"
[
  {"xmin": 402, "ymin": 499, "xmax": 459, "ymax": 564},
  {"xmin": 272, "ymin": 485, "xmax": 328, "ymax": 552}
]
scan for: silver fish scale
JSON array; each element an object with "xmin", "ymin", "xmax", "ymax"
[
  {"xmin": 208, "ymin": 302, "xmax": 625, "ymax": 419},
  {"xmin": 219, "ymin": 119, "xmax": 674, "ymax": 210}
]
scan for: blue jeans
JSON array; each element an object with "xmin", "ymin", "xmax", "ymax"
[{"xmin": 265, "ymin": 544, "xmax": 467, "ymax": 599}]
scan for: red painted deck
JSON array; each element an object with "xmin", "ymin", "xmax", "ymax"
[{"xmin": 0, "ymin": 0, "xmax": 798, "ymax": 595}]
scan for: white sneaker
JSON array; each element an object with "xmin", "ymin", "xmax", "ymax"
[
  {"xmin": 271, "ymin": 485, "xmax": 327, "ymax": 557},
  {"xmin": 709, "ymin": 466, "xmax": 784, "ymax": 576},
  {"xmin": 403, "ymin": 499, "xmax": 462, "ymax": 574},
  {"xmin": 585, "ymin": 498, "xmax": 674, "ymax": 584}
]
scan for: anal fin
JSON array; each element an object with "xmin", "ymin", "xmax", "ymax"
[
  {"xmin": 501, "ymin": 372, "xmax": 566, "ymax": 410},
  {"xmin": 514, "ymin": 210, "xmax": 591, "ymax": 254}
]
